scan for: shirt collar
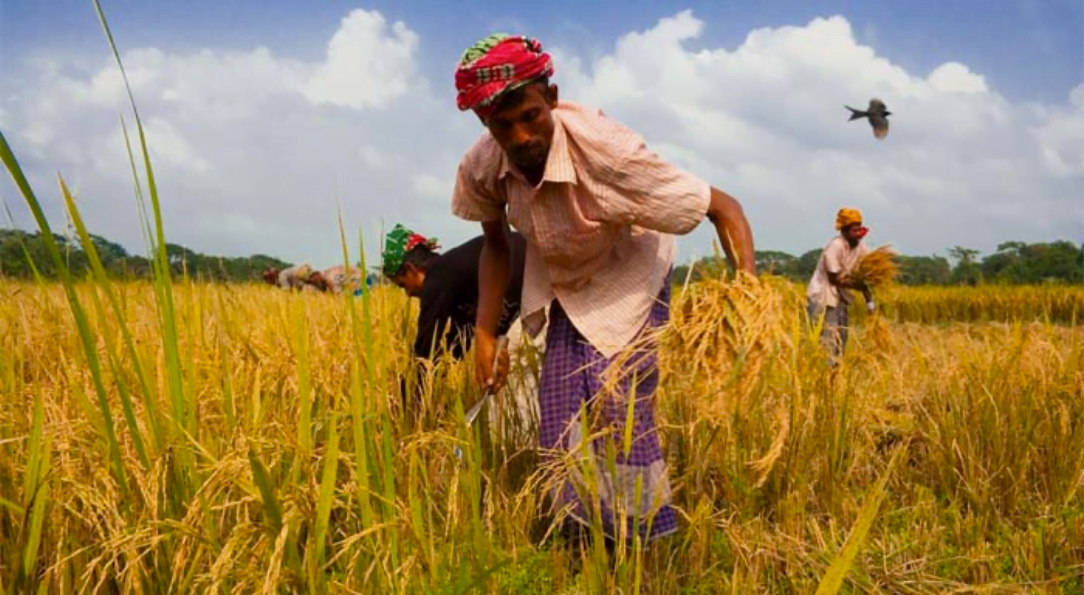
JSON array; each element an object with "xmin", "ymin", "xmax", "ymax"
[{"xmin": 497, "ymin": 108, "xmax": 578, "ymax": 186}]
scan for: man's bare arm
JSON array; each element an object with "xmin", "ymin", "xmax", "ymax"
[
  {"xmin": 474, "ymin": 216, "xmax": 512, "ymax": 388},
  {"xmin": 706, "ymin": 187, "xmax": 756, "ymax": 276}
]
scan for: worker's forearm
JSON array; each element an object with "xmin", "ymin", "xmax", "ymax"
[
  {"xmin": 707, "ymin": 187, "xmax": 756, "ymax": 276},
  {"xmin": 476, "ymin": 233, "xmax": 511, "ymax": 339}
]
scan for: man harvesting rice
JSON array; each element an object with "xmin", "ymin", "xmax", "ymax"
[
  {"xmin": 382, "ymin": 223, "xmax": 527, "ymax": 365},
  {"xmin": 450, "ymin": 34, "xmax": 756, "ymax": 549},
  {"xmin": 806, "ymin": 208, "xmax": 875, "ymax": 362}
]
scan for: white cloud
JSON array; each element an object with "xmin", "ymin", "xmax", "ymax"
[
  {"xmin": 138, "ymin": 117, "xmax": 211, "ymax": 174},
  {"xmin": 1, "ymin": 9, "xmax": 1081, "ymax": 270},
  {"xmin": 928, "ymin": 62, "xmax": 989, "ymax": 94},
  {"xmin": 1, "ymin": 8, "xmax": 477, "ymax": 266},
  {"xmin": 555, "ymin": 11, "xmax": 1083, "ymax": 258},
  {"xmin": 303, "ymin": 9, "xmax": 420, "ymax": 109},
  {"xmin": 411, "ymin": 172, "xmax": 452, "ymax": 202},
  {"xmin": 359, "ymin": 145, "xmax": 393, "ymax": 169},
  {"xmin": 1032, "ymin": 83, "xmax": 1084, "ymax": 177}
]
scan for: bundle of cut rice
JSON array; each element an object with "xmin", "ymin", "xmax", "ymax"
[
  {"xmin": 628, "ymin": 273, "xmax": 802, "ymax": 416},
  {"xmin": 850, "ymin": 245, "xmax": 899, "ymax": 289}
]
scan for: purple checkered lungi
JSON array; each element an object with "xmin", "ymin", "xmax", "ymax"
[{"xmin": 539, "ymin": 278, "xmax": 678, "ymax": 543}]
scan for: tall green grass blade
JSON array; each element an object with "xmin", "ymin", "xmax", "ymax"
[
  {"xmin": 118, "ymin": 116, "xmax": 154, "ymax": 254},
  {"xmin": 20, "ymin": 384, "xmax": 47, "ymax": 588},
  {"xmin": 310, "ymin": 414, "xmax": 338, "ymax": 594},
  {"xmin": 23, "ymin": 440, "xmax": 49, "ymax": 584},
  {"xmin": 92, "ymin": 0, "xmax": 187, "ymax": 434},
  {"xmin": 352, "ymin": 221, "xmax": 402, "ymax": 581},
  {"xmin": 294, "ymin": 304, "xmax": 313, "ymax": 460},
  {"xmin": 813, "ymin": 442, "xmax": 906, "ymax": 595},
  {"xmin": 22, "ymin": 387, "xmax": 50, "ymax": 581},
  {"xmin": 407, "ymin": 447, "xmax": 433, "ymax": 585},
  {"xmin": 181, "ymin": 283, "xmax": 200, "ymax": 436},
  {"xmin": 347, "ymin": 355, "xmax": 374, "ymax": 527},
  {"xmin": 337, "ymin": 211, "xmax": 377, "ymax": 583},
  {"xmin": 22, "ymin": 385, "xmax": 44, "ymax": 507},
  {"xmin": 107, "ymin": 353, "xmax": 150, "ymax": 468},
  {"xmin": 0, "ymin": 497, "xmax": 23, "ymax": 516},
  {"xmin": 93, "ymin": 0, "xmax": 198, "ymax": 514},
  {"xmin": 0, "ymin": 130, "xmax": 129, "ymax": 497},
  {"xmin": 57, "ymin": 175, "xmax": 152, "ymax": 468},
  {"xmin": 248, "ymin": 448, "xmax": 284, "ymax": 531},
  {"xmin": 213, "ymin": 289, "xmax": 238, "ymax": 434}
]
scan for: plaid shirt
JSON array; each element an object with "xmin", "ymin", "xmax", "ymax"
[{"xmin": 452, "ymin": 101, "xmax": 711, "ymax": 356}]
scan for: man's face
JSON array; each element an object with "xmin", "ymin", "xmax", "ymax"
[
  {"xmin": 483, "ymin": 82, "xmax": 558, "ymax": 173},
  {"xmin": 842, "ymin": 224, "xmax": 865, "ymax": 246},
  {"xmin": 390, "ymin": 264, "xmax": 425, "ymax": 298}
]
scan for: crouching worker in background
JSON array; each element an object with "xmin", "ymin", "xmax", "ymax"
[
  {"xmin": 307, "ymin": 264, "xmax": 365, "ymax": 294},
  {"xmin": 262, "ymin": 263, "xmax": 313, "ymax": 291},
  {"xmin": 382, "ymin": 223, "xmax": 527, "ymax": 416}
]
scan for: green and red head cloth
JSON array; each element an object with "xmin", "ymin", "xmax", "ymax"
[
  {"xmin": 382, "ymin": 224, "xmax": 440, "ymax": 276},
  {"xmin": 455, "ymin": 33, "xmax": 554, "ymax": 117}
]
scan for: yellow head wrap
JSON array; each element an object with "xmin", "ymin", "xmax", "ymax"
[{"xmin": 835, "ymin": 208, "xmax": 863, "ymax": 230}]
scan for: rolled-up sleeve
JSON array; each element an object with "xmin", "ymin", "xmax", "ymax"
[
  {"xmin": 600, "ymin": 141, "xmax": 712, "ymax": 235},
  {"xmin": 451, "ymin": 151, "xmax": 506, "ymax": 223}
]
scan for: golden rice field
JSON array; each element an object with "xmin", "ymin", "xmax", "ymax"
[
  {"xmin": 0, "ymin": 276, "xmax": 1081, "ymax": 595},
  {"xmin": 873, "ymin": 284, "xmax": 1082, "ymax": 325}
]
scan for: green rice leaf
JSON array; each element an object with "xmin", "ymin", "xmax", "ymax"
[{"xmin": 813, "ymin": 442, "xmax": 906, "ymax": 595}]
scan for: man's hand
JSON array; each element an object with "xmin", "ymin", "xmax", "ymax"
[{"xmin": 474, "ymin": 331, "xmax": 510, "ymax": 394}]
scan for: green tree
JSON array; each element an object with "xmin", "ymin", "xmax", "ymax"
[
  {"xmin": 794, "ymin": 249, "xmax": 822, "ymax": 281},
  {"xmin": 948, "ymin": 246, "xmax": 982, "ymax": 286},
  {"xmin": 898, "ymin": 255, "xmax": 951, "ymax": 285},
  {"xmin": 982, "ymin": 241, "xmax": 1083, "ymax": 284},
  {"xmin": 755, "ymin": 250, "xmax": 797, "ymax": 277}
]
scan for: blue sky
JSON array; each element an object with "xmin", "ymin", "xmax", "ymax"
[
  {"xmin": 1, "ymin": 0, "xmax": 1081, "ymax": 267},
  {"xmin": 5, "ymin": 0, "xmax": 1081, "ymax": 102}
]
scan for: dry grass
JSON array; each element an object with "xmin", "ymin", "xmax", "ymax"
[{"xmin": 1, "ymin": 278, "xmax": 1081, "ymax": 594}]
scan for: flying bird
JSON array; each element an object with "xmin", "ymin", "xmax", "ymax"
[{"xmin": 846, "ymin": 98, "xmax": 891, "ymax": 139}]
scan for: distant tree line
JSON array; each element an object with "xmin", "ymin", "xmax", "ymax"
[
  {"xmin": 3, "ymin": 228, "xmax": 1080, "ymax": 286},
  {"xmin": 0, "ymin": 228, "xmax": 291, "ymax": 282},
  {"xmin": 674, "ymin": 241, "xmax": 1084, "ymax": 286}
]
